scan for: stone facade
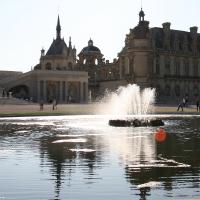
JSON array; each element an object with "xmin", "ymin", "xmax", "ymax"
[
  {"xmin": 78, "ymin": 9, "xmax": 200, "ymax": 103},
  {"xmin": 0, "ymin": 16, "xmax": 88, "ymax": 103},
  {"xmin": 1, "ymin": 11, "xmax": 200, "ymax": 104}
]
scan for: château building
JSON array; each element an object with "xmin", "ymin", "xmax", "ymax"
[
  {"xmin": 79, "ymin": 9, "xmax": 200, "ymax": 103},
  {"xmin": 0, "ymin": 10, "xmax": 200, "ymax": 104}
]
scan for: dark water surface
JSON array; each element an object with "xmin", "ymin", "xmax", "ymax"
[{"xmin": 0, "ymin": 115, "xmax": 200, "ymax": 200}]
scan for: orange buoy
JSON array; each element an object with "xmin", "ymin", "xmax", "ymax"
[{"xmin": 155, "ymin": 128, "xmax": 167, "ymax": 142}]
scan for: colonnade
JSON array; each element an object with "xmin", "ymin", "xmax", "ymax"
[{"xmin": 37, "ymin": 80, "xmax": 88, "ymax": 103}]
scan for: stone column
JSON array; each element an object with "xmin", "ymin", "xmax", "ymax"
[
  {"xmin": 59, "ymin": 81, "xmax": 62, "ymax": 103},
  {"xmin": 37, "ymin": 80, "xmax": 40, "ymax": 102},
  {"xmin": 84, "ymin": 82, "xmax": 88, "ymax": 103},
  {"xmin": 43, "ymin": 80, "xmax": 46, "ymax": 102},
  {"xmin": 62, "ymin": 81, "xmax": 66, "ymax": 102},
  {"xmin": 80, "ymin": 82, "xmax": 84, "ymax": 103},
  {"xmin": 65, "ymin": 81, "xmax": 68, "ymax": 103}
]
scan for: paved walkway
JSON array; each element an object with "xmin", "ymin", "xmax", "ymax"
[{"xmin": 0, "ymin": 103, "xmax": 199, "ymax": 117}]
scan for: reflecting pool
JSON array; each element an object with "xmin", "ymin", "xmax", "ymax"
[{"xmin": 0, "ymin": 115, "xmax": 200, "ymax": 200}]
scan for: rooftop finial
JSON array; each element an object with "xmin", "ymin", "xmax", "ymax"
[
  {"xmin": 69, "ymin": 36, "xmax": 72, "ymax": 48},
  {"xmin": 88, "ymin": 38, "xmax": 93, "ymax": 46},
  {"xmin": 139, "ymin": 7, "xmax": 145, "ymax": 22},
  {"xmin": 56, "ymin": 15, "xmax": 61, "ymax": 39}
]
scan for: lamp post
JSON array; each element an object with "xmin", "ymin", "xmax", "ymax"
[
  {"xmin": 94, "ymin": 72, "xmax": 96, "ymax": 86},
  {"xmin": 109, "ymin": 71, "xmax": 112, "ymax": 80}
]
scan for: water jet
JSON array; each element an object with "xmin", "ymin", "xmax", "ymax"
[{"xmin": 101, "ymin": 84, "xmax": 164, "ymax": 127}]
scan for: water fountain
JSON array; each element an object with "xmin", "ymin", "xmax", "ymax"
[{"xmin": 100, "ymin": 84, "xmax": 164, "ymax": 127}]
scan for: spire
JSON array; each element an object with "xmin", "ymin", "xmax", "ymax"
[{"xmin": 56, "ymin": 15, "xmax": 61, "ymax": 39}]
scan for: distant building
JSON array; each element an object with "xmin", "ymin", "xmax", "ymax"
[
  {"xmin": 1, "ymin": 10, "xmax": 200, "ymax": 104},
  {"xmin": 0, "ymin": 16, "xmax": 88, "ymax": 103}
]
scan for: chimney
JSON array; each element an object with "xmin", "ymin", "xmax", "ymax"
[
  {"xmin": 162, "ymin": 22, "xmax": 171, "ymax": 50},
  {"xmin": 162, "ymin": 22, "xmax": 171, "ymax": 31},
  {"xmin": 190, "ymin": 26, "xmax": 198, "ymax": 34}
]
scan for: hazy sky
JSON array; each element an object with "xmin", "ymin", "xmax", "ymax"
[{"xmin": 0, "ymin": 0, "xmax": 199, "ymax": 72}]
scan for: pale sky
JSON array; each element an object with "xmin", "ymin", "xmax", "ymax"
[{"xmin": 0, "ymin": 0, "xmax": 199, "ymax": 72}]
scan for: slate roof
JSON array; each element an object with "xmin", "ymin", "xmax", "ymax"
[
  {"xmin": 81, "ymin": 45, "xmax": 100, "ymax": 53},
  {"xmin": 46, "ymin": 38, "xmax": 68, "ymax": 56},
  {"xmin": 150, "ymin": 27, "xmax": 200, "ymax": 51}
]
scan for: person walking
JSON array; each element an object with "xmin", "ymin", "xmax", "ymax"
[
  {"xmin": 196, "ymin": 100, "xmax": 200, "ymax": 112},
  {"xmin": 39, "ymin": 100, "xmax": 44, "ymax": 111},
  {"xmin": 182, "ymin": 97, "xmax": 186, "ymax": 107},
  {"xmin": 52, "ymin": 99, "xmax": 57, "ymax": 110},
  {"xmin": 177, "ymin": 101, "xmax": 184, "ymax": 112}
]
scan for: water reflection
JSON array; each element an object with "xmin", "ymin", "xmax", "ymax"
[
  {"xmin": 0, "ymin": 116, "xmax": 200, "ymax": 199},
  {"xmin": 39, "ymin": 127, "xmax": 104, "ymax": 200}
]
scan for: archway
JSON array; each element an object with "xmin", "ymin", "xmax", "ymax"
[
  {"xmin": 68, "ymin": 83, "xmax": 78, "ymax": 103},
  {"xmin": 10, "ymin": 85, "xmax": 29, "ymax": 100},
  {"xmin": 47, "ymin": 82, "xmax": 57, "ymax": 103}
]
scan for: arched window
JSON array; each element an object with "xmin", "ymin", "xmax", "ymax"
[
  {"xmin": 125, "ymin": 57, "xmax": 130, "ymax": 74},
  {"xmin": 68, "ymin": 62, "xmax": 73, "ymax": 70},
  {"xmin": 165, "ymin": 85, "xmax": 171, "ymax": 96},
  {"xmin": 83, "ymin": 59, "xmax": 86, "ymax": 65},
  {"xmin": 95, "ymin": 59, "xmax": 98, "ymax": 65},
  {"xmin": 45, "ymin": 63, "xmax": 52, "ymax": 70}
]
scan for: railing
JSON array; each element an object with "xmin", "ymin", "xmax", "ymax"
[{"xmin": 164, "ymin": 74, "xmax": 199, "ymax": 79}]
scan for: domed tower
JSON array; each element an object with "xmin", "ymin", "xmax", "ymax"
[
  {"xmin": 78, "ymin": 39, "xmax": 104, "ymax": 66},
  {"xmin": 118, "ymin": 9, "xmax": 152, "ymax": 88}
]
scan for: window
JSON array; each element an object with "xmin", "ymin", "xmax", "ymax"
[
  {"xmin": 125, "ymin": 57, "xmax": 130, "ymax": 74},
  {"xmin": 68, "ymin": 62, "xmax": 73, "ymax": 70},
  {"xmin": 193, "ymin": 60, "xmax": 198, "ymax": 76},
  {"xmin": 155, "ymin": 56, "xmax": 160, "ymax": 74},
  {"xmin": 45, "ymin": 63, "xmax": 52, "ymax": 70},
  {"xmin": 165, "ymin": 85, "xmax": 171, "ymax": 96},
  {"xmin": 184, "ymin": 60, "xmax": 189, "ymax": 76},
  {"xmin": 95, "ymin": 59, "xmax": 98, "ymax": 65},
  {"xmin": 175, "ymin": 85, "xmax": 180, "ymax": 97},
  {"xmin": 193, "ymin": 86, "xmax": 199, "ymax": 97},
  {"xmin": 120, "ymin": 58, "xmax": 125, "ymax": 77},
  {"xmin": 156, "ymin": 85, "xmax": 161, "ymax": 96},
  {"xmin": 175, "ymin": 59, "xmax": 180, "ymax": 76},
  {"xmin": 165, "ymin": 58, "xmax": 171, "ymax": 75}
]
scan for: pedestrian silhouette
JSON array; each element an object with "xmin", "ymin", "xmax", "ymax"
[
  {"xmin": 196, "ymin": 100, "xmax": 200, "ymax": 112},
  {"xmin": 177, "ymin": 102, "xmax": 183, "ymax": 111}
]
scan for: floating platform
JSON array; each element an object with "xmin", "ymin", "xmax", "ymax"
[{"xmin": 109, "ymin": 118, "xmax": 164, "ymax": 127}]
